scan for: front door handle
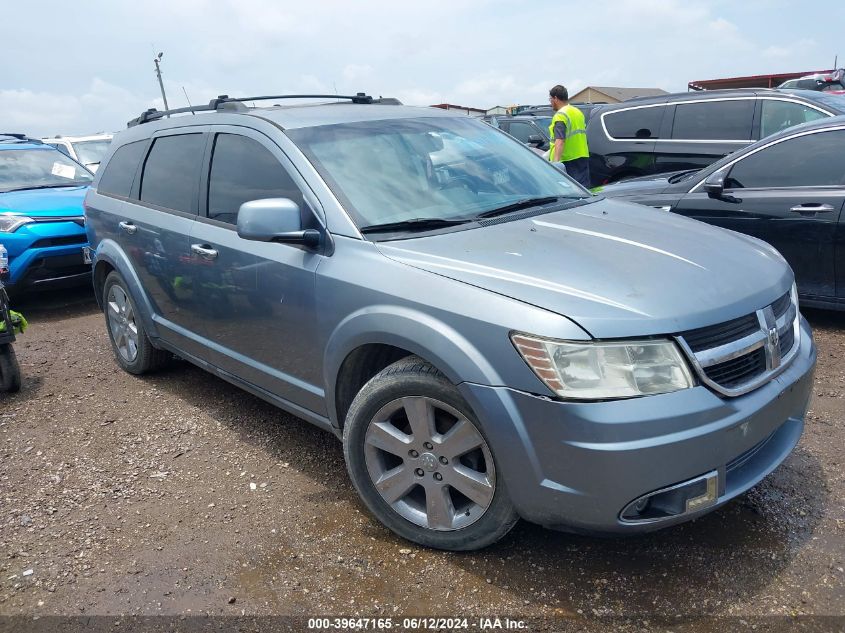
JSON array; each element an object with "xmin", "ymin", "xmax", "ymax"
[
  {"xmin": 789, "ymin": 203, "xmax": 835, "ymax": 216},
  {"xmin": 191, "ymin": 243, "xmax": 218, "ymax": 260},
  {"xmin": 118, "ymin": 221, "xmax": 137, "ymax": 235}
]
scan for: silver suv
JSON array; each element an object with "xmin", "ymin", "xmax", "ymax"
[{"xmin": 84, "ymin": 94, "xmax": 816, "ymax": 550}]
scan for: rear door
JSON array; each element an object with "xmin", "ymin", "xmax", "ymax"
[
  {"xmin": 125, "ymin": 128, "xmax": 208, "ymax": 354},
  {"xmin": 654, "ymin": 98, "xmax": 755, "ymax": 174},
  {"xmin": 673, "ymin": 127, "xmax": 845, "ymax": 301},
  {"xmin": 188, "ymin": 126, "xmax": 326, "ymax": 412}
]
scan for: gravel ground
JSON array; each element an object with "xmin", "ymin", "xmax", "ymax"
[{"xmin": 0, "ymin": 290, "xmax": 843, "ymax": 630}]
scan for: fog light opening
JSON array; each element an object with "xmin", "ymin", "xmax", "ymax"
[{"xmin": 621, "ymin": 470, "xmax": 719, "ymax": 523}]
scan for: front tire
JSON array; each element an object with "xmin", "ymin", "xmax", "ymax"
[
  {"xmin": 102, "ymin": 272, "xmax": 169, "ymax": 375},
  {"xmin": 343, "ymin": 356, "xmax": 519, "ymax": 550}
]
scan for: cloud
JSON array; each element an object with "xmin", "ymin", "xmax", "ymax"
[{"xmin": 0, "ymin": 79, "xmax": 156, "ymax": 137}]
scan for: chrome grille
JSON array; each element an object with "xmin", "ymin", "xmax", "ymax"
[{"xmin": 677, "ymin": 289, "xmax": 800, "ymax": 397}]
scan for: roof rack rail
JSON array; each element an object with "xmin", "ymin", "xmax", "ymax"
[{"xmin": 128, "ymin": 92, "xmax": 387, "ymax": 127}]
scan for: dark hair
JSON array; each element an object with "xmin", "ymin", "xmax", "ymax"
[{"xmin": 549, "ymin": 85, "xmax": 569, "ymax": 101}]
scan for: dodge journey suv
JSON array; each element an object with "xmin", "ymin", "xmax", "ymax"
[{"xmin": 85, "ymin": 94, "xmax": 816, "ymax": 550}]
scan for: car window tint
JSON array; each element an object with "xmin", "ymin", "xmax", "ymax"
[
  {"xmin": 98, "ymin": 140, "xmax": 147, "ymax": 198},
  {"xmin": 672, "ymin": 100, "xmax": 754, "ymax": 140},
  {"xmin": 760, "ymin": 100, "xmax": 827, "ymax": 138},
  {"xmin": 604, "ymin": 107, "xmax": 664, "ymax": 139},
  {"xmin": 725, "ymin": 129, "xmax": 845, "ymax": 189},
  {"xmin": 507, "ymin": 122, "xmax": 538, "ymax": 143},
  {"xmin": 207, "ymin": 133, "xmax": 305, "ymax": 225},
  {"xmin": 139, "ymin": 134, "xmax": 204, "ymax": 213}
]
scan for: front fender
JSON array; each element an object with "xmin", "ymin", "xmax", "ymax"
[
  {"xmin": 93, "ymin": 239, "xmax": 160, "ymax": 340},
  {"xmin": 323, "ymin": 305, "xmax": 505, "ymax": 426}
]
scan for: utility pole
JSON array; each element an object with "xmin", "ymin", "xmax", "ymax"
[{"xmin": 153, "ymin": 52, "xmax": 170, "ymax": 116}]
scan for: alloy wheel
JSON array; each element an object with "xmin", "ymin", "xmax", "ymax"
[
  {"xmin": 107, "ymin": 285, "xmax": 139, "ymax": 363},
  {"xmin": 363, "ymin": 396, "xmax": 496, "ymax": 531}
]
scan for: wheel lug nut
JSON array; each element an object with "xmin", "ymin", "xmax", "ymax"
[
  {"xmin": 439, "ymin": 456, "xmax": 448, "ymax": 465},
  {"xmin": 434, "ymin": 473, "xmax": 443, "ymax": 481},
  {"xmin": 424, "ymin": 442, "xmax": 433, "ymax": 450},
  {"xmin": 414, "ymin": 468, "xmax": 424, "ymax": 477},
  {"xmin": 409, "ymin": 450, "xmax": 419, "ymax": 458}
]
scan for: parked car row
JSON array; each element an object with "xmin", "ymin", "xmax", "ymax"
[
  {"xmin": 587, "ymin": 88, "xmax": 845, "ymax": 185},
  {"xmin": 489, "ymin": 89, "xmax": 845, "ymax": 188},
  {"xmin": 82, "ymin": 93, "xmax": 815, "ymax": 550},
  {"xmin": 595, "ymin": 115, "xmax": 845, "ymax": 311}
]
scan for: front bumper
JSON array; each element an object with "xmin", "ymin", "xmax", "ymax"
[
  {"xmin": 459, "ymin": 316, "xmax": 816, "ymax": 534},
  {"xmin": 2, "ymin": 221, "xmax": 90, "ymax": 291}
]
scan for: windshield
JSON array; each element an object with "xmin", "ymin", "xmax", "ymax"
[
  {"xmin": 806, "ymin": 91, "xmax": 845, "ymax": 113},
  {"xmin": 287, "ymin": 116, "xmax": 584, "ymax": 230},
  {"xmin": 533, "ymin": 117, "xmax": 552, "ymax": 135},
  {"xmin": 0, "ymin": 148, "xmax": 92, "ymax": 192},
  {"xmin": 72, "ymin": 139, "xmax": 112, "ymax": 165}
]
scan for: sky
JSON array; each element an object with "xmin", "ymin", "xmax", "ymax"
[{"xmin": 2, "ymin": 0, "xmax": 843, "ymax": 136}]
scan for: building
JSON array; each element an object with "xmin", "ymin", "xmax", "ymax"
[
  {"xmin": 430, "ymin": 103, "xmax": 486, "ymax": 117},
  {"xmin": 569, "ymin": 86, "xmax": 668, "ymax": 104},
  {"xmin": 485, "ymin": 105, "xmax": 510, "ymax": 116},
  {"xmin": 688, "ymin": 70, "xmax": 835, "ymax": 91}
]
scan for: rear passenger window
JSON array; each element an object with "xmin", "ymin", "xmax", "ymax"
[
  {"xmin": 671, "ymin": 100, "xmax": 754, "ymax": 141},
  {"xmin": 207, "ymin": 134, "xmax": 306, "ymax": 225},
  {"xmin": 97, "ymin": 140, "xmax": 146, "ymax": 198},
  {"xmin": 604, "ymin": 106, "xmax": 664, "ymax": 139},
  {"xmin": 140, "ymin": 134, "xmax": 205, "ymax": 213}
]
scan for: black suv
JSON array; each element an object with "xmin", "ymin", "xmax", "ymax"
[
  {"xmin": 587, "ymin": 89, "xmax": 845, "ymax": 186},
  {"xmin": 485, "ymin": 115, "xmax": 551, "ymax": 152}
]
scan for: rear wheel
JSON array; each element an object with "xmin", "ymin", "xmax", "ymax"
[
  {"xmin": 103, "ymin": 272, "xmax": 169, "ymax": 374},
  {"xmin": 0, "ymin": 344, "xmax": 21, "ymax": 392},
  {"xmin": 343, "ymin": 356, "xmax": 519, "ymax": 550}
]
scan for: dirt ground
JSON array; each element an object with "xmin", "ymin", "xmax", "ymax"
[{"xmin": 1, "ymin": 289, "xmax": 843, "ymax": 631}]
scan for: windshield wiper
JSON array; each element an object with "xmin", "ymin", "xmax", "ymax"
[
  {"xmin": 473, "ymin": 196, "xmax": 567, "ymax": 220},
  {"xmin": 359, "ymin": 217, "xmax": 472, "ymax": 234},
  {"xmin": 1, "ymin": 182, "xmax": 90, "ymax": 193}
]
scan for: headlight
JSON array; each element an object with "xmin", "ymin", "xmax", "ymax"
[
  {"xmin": 512, "ymin": 333, "xmax": 695, "ymax": 400},
  {"xmin": 0, "ymin": 214, "xmax": 34, "ymax": 233}
]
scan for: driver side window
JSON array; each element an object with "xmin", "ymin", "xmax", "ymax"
[{"xmin": 207, "ymin": 133, "xmax": 308, "ymax": 226}]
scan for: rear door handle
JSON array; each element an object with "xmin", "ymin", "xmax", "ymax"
[
  {"xmin": 191, "ymin": 243, "xmax": 218, "ymax": 260},
  {"xmin": 789, "ymin": 204, "xmax": 835, "ymax": 216},
  {"xmin": 118, "ymin": 221, "xmax": 137, "ymax": 235}
]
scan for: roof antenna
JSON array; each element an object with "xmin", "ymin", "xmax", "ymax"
[{"xmin": 182, "ymin": 86, "xmax": 195, "ymax": 114}]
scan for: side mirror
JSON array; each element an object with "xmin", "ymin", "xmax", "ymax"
[
  {"xmin": 703, "ymin": 172, "xmax": 725, "ymax": 198},
  {"xmin": 236, "ymin": 198, "xmax": 321, "ymax": 249},
  {"xmin": 527, "ymin": 134, "xmax": 545, "ymax": 148}
]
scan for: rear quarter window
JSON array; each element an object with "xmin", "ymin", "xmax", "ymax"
[
  {"xmin": 604, "ymin": 106, "xmax": 664, "ymax": 139},
  {"xmin": 97, "ymin": 140, "xmax": 147, "ymax": 198}
]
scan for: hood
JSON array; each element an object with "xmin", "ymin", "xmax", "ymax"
[
  {"xmin": 377, "ymin": 199, "xmax": 792, "ymax": 338},
  {"xmin": 0, "ymin": 186, "xmax": 88, "ymax": 217},
  {"xmin": 592, "ymin": 171, "xmax": 691, "ymax": 197}
]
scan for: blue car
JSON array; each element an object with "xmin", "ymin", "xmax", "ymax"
[{"xmin": 0, "ymin": 134, "xmax": 93, "ymax": 294}]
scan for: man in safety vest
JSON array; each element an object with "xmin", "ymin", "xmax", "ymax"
[{"xmin": 548, "ymin": 84, "xmax": 591, "ymax": 188}]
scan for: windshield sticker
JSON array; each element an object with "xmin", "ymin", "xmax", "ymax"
[
  {"xmin": 492, "ymin": 169, "xmax": 509, "ymax": 185},
  {"xmin": 51, "ymin": 163, "xmax": 76, "ymax": 179}
]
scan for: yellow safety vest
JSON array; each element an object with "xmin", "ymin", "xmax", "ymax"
[{"xmin": 548, "ymin": 104, "xmax": 589, "ymax": 162}]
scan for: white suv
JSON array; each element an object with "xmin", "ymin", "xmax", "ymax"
[{"xmin": 41, "ymin": 134, "xmax": 113, "ymax": 172}]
